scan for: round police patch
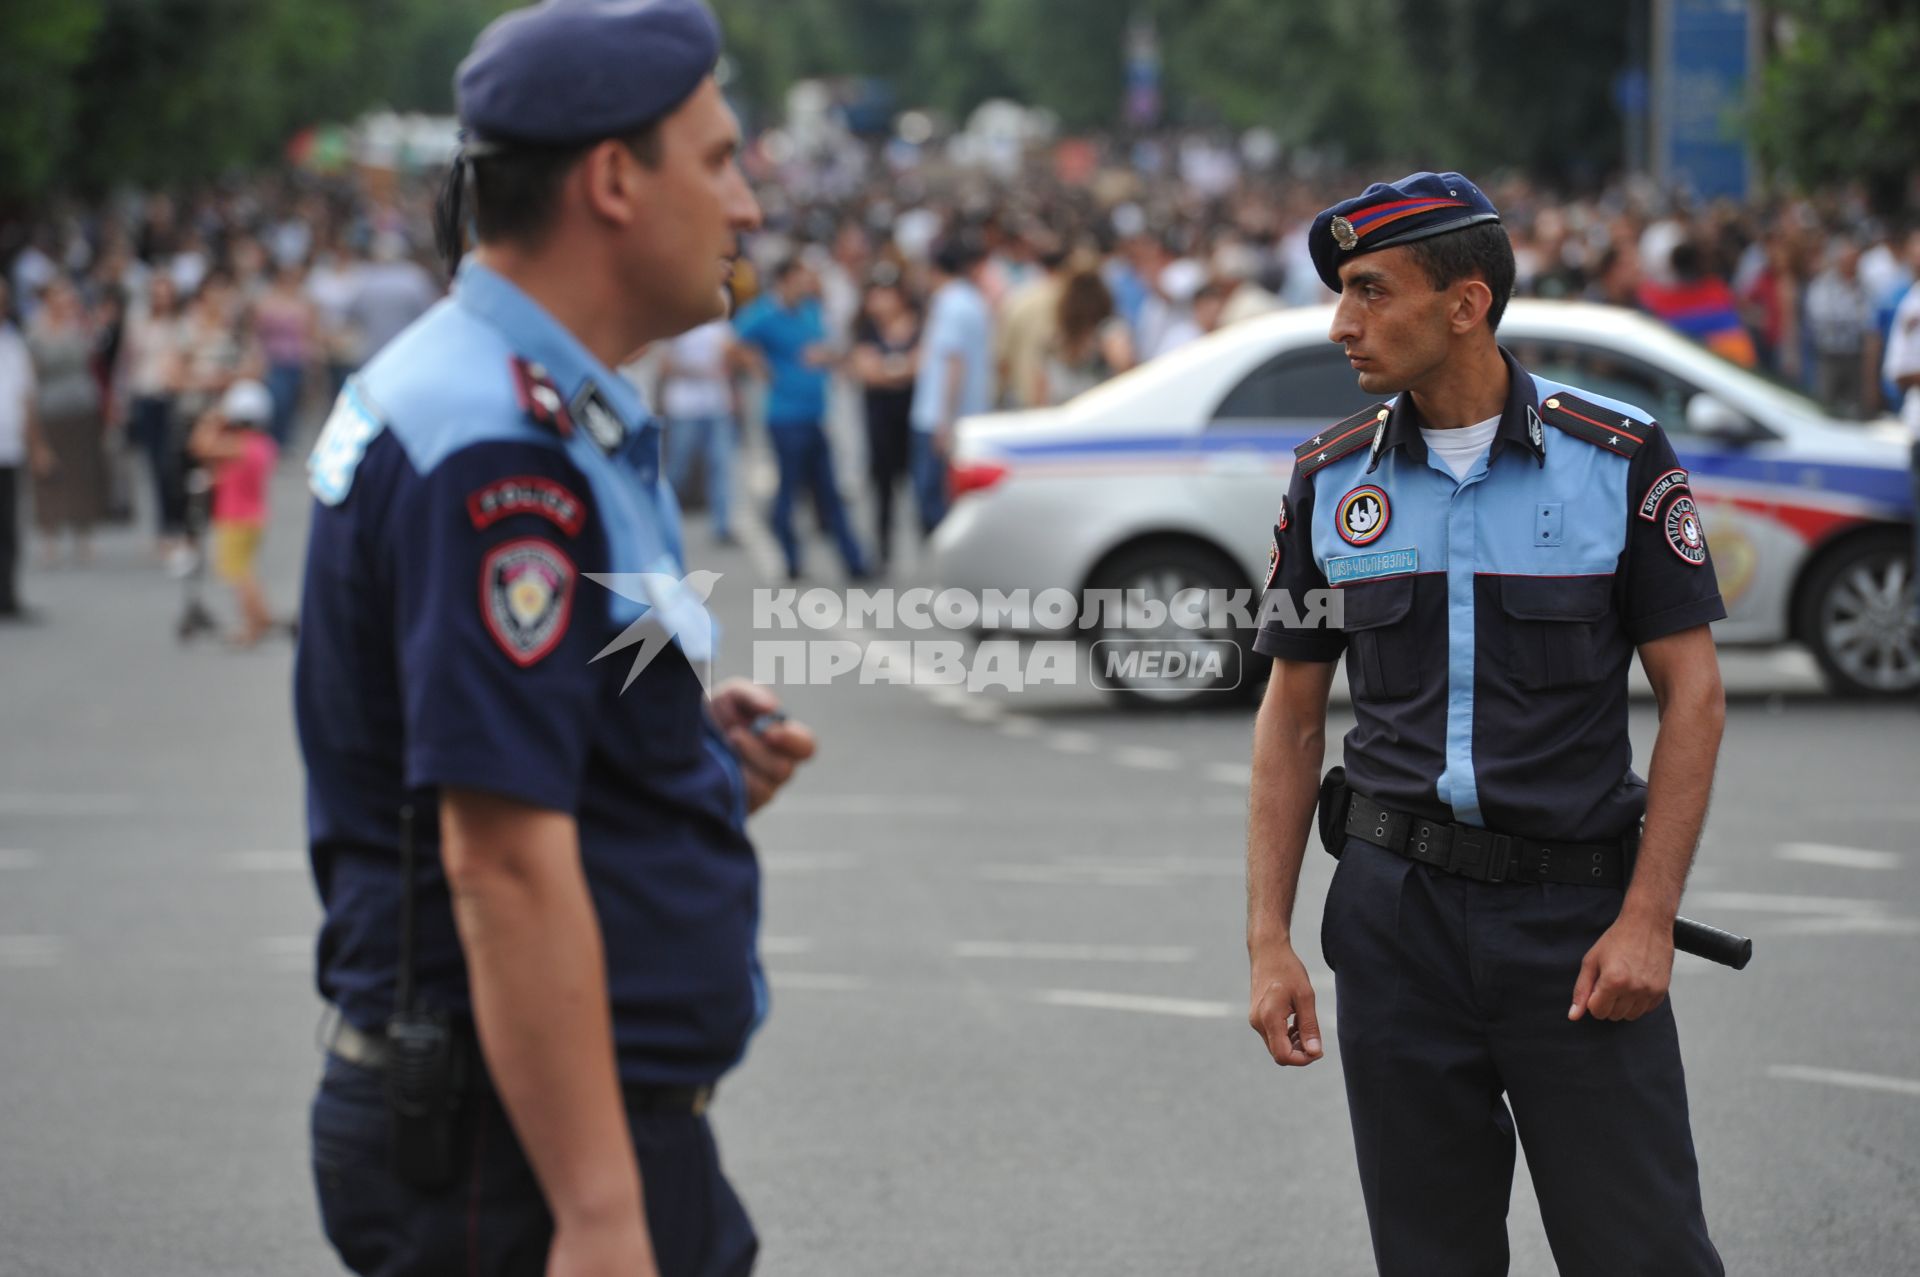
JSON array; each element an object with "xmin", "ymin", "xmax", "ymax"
[
  {"xmin": 1276, "ymin": 495, "xmax": 1289, "ymax": 532},
  {"xmin": 1336, "ymin": 485, "xmax": 1390, "ymax": 546},
  {"xmin": 482, "ymin": 538, "xmax": 575, "ymax": 666},
  {"xmin": 1662, "ymin": 495, "xmax": 1707, "ymax": 566},
  {"xmin": 1265, "ymin": 538, "xmax": 1280, "ymax": 590}
]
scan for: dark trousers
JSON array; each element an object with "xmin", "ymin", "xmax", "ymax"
[
  {"xmin": 0, "ymin": 466, "xmax": 18, "ymax": 613},
  {"xmin": 127, "ymin": 395, "xmax": 186, "ymax": 536},
  {"xmin": 767, "ymin": 419, "xmax": 866, "ymax": 578},
  {"xmin": 312, "ymin": 1057, "xmax": 757, "ymax": 1277},
  {"xmin": 1322, "ymin": 838, "xmax": 1723, "ymax": 1277},
  {"xmin": 863, "ymin": 394, "xmax": 911, "ymax": 566}
]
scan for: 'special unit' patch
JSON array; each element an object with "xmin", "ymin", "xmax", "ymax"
[
  {"xmin": 481, "ymin": 538, "xmax": 576, "ymax": 666},
  {"xmin": 1638, "ymin": 468, "xmax": 1689, "ymax": 521}
]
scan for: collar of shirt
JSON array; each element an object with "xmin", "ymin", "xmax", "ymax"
[
  {"xmin": 451, "ymin": 258, "xmax": 649, "ymax": 442},
  {"xmin": 1368, "ymin": 346, "xmax": 1545, "ymax": 475}
]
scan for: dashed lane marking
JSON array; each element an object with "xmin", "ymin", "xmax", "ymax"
[
  {"xmin": 1766, "ymin": 1065, "xmax": 1920, "ymax": 1099},
  {"xmin": 1034, "ymin": 989, "xmax": 1235, "ymax": 1019},
  {"xmin": 0, "ymin": 936, "xmax": 63, "ymax": 967},
  {"xmin": 1774, "ymin": 843, "xmax": 1903, "ymax": 871},
  {"xmin": 953, "ymin": 941, "xmax": 1197, "ymax": 963}
]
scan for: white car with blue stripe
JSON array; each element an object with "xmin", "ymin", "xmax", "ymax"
[{"xmin": 930, "ymin": 300, "xmax": 1917, "ymax": 701}]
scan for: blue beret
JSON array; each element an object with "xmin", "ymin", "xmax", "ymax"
[
  {"xmin": 456, "ymin": 0, "xmax": 721, "ymax": 147},
  {"xmin": 1309, "ymin": 171, "xmax": 1501, "ymax": 293}
]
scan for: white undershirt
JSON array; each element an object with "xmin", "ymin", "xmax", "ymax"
[{"xmin": 1420, "ymin": 415, "xmax": 1501, "ymax": 481}]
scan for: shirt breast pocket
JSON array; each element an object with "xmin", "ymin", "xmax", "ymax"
[
  {"xmin": 1498, "ymin": 575, "xmax": 1614, "ymax": 691},
  {"xmin": 1342, "ymin": 575, "xmax": 1421, "ymax": 701}
]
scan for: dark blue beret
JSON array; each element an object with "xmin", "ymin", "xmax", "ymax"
[
  {"xmin": 456, "ymin": 0, "xmax": 721, "ymax": 147},
  {"xmin": 1309, "ymin": 171, "xmax": 1501, "ymax": 293}
]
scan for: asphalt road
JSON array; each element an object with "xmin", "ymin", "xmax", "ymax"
[{"xmin": 2, "ymin": 446, "xmax": 1917, "ymax": 1277}]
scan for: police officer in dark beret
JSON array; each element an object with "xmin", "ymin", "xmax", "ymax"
[
  {"xmin": 1244, "ymin": 173, "xmax": 1726, "ymax": 1275},
  {"xmin": 296, "ymin": 3, "xmax": 804, "ymax": 1274}
]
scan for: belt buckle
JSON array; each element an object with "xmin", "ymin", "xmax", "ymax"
[{"xmin": 1448, "ymin": 826, "xmax": 1511, "ymax": 883}]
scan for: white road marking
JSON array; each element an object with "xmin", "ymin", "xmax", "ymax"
[
  {"xmin": 1035, "ymin": 989, "xmax": 1234, "ymax": 1019},
  {"xmin": 1113, "ymin": 745, "xmax": 1181, "ymax": 771},
  {"xmin": 927, "ymin": 687, "xmax": 968, "ymax": 708},
  {"xmin": 954, "ymin": 941, "xmax": 1196, "ymax": 963},
  {"xmin": 216, "ymin": 851, "xmax": 305, "ymax": 872},
  {"xmin": 1046, "ymin": 730, "xmax": 1100, "ymax": 755},
  {"xmin": 0, "ymin": 793, "xmax": 136, "ymax": 816},
  {"xmin": 1766, "ymin": 1065, "xmax": 1920, "ymax": 1099},
  {"xmin": 1205, "ymin": 762, "xmax": 1252, "ymax": 787},
  {"xmin": 996, "ymin": 714, "xmax": 1041, "ymax": 739},
  {"xmin": 761, "ymin": 851, "xmax": 860, "ymax": 874},
  {"xmin": 775, "ymin": 794, "xmax": 970, "ymax": 816},
  {"xmin": 1774, "ymin": 843, "xmax": 1903, "ymax": 871},
  {"xmin": 1683, "ymin": 891, "xmax": 1886, "ymax": 916},
  {"xmin": 0, "ymin": 849, "xmax": 44, "ymax": 869},
  {"xmin": 0, "ymin": 936, "xmax": 63, "ymax": 967},
  {"xmin": 766, "ymin": 971, "xmax": 870, "ymax": 992},
  {"xmin": 980, "ymin": 864, "xmax": 1174, "ymax": 886},
  {"xmin": 1769, "ymin": 916, "xmax": 1920, "ymax": 937},
  {"xmin": 760, "ymin": 936, "xmax": 815, "ymax": 956},
  {"xmin": 955, "ymin": 700, "xmax": 1003, "ymax": 723},
  {"xmin": 1063, "ymin": 856, "xmax": 1240, "ymax": 876}
]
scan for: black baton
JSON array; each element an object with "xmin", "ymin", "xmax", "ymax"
[{"xmin": 1674, "ymin": 915, "xmax": 1751, "ymax": 970}]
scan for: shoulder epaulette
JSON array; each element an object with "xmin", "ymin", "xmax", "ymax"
[
  {"xmin": 1537, "ymin": 392, "xmax": 1652, "ymax": 459},
  {"xmin": 1294, "ymin": 403, "xmax": 1391, "ymax": 478}
]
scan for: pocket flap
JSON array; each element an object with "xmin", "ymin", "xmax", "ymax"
[
  {"xmin": 1499, "ymin": 574, "xmax": 1612, "ymax": 622},
  {"xmin": 1340, "ymin": 574, "xmax": 1416, "ymax": 630}
]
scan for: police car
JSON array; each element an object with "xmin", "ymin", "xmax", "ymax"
[{"xmin": 930, "ymin": 300, "xmax": 1917, "ymax": 702}]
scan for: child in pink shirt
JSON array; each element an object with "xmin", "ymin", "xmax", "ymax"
[{"xmin": 189, "ymin": 380, "xmax": 279, "ymax": 645}]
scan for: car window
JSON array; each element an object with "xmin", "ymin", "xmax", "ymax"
[
  {"xmin": 1505, "ymin": 338, "xmax": 1695, "ymax": 429},
  {"xmin": 1210, "ymin": 345, "xmax": 1376, "ymax": 424}
]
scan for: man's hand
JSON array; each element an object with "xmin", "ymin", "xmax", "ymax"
[
  {"xmin": 1248, "ymin": 939, "xmax": 1325, "ymax": 1066},
  {"xmin": 29, "ymin": 442, "xmax": 56, "ymax": 479},
  {"xmin": 547, "ymin": 1216, "xmax": 658, "ymax": 1277},
  {"xmin": 1570, "ymin": 909, "xmax": 1674, "ymax": 1022},
  {"xmin": 708, "ymin": 677, "xmax": 817, "ymax": 813}
]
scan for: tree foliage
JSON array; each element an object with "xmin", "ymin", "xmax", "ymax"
[{"xmin": 1752, "ymin": 0, "xmax": 1920, "ymax": 209}]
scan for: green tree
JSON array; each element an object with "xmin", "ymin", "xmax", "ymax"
[
  {"xmin": 0, "ymin": 0, "xmax": 105, "ymax": 199},
  {"xmin": 1753, "ymin": 0, "xmax": 1920, "ymax": 210}
]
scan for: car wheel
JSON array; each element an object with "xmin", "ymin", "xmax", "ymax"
[
  {"xmin": 1796, "ymin": 530, "xmax": 1920, "ymax": 697},
  {"xmin": 1084, "ymin": 541, "xmax": 1262, "ymax": 708}
]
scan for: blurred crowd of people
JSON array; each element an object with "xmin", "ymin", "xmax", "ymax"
[{"xmin": 4, "ymin": 138, "xmax": 1917, "ymax": 612}]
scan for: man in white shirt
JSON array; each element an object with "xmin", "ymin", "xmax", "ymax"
[
  {"xmin": 909, "ymin": 237, "xmax": 994, "ymax": 533},
  {"xmin": 0, "ymin": 279, "xmax": 51, "ymax": 620},
  {"xmin": 658, "ymin": 318, "xmax": 742, "ymax": 542}
]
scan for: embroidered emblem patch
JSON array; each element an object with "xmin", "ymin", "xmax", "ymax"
[
  {"xmin": 467, "ymin": 476, "xmax": 586, "ymax": 537},
  {"xmin": 1336, "ymin": 485, "xmax": 1391, "ymax": 546},
  {"xmin": 481, "ymin": 539, "xmax": 575, "ymax": 666},
  {"xmin": 1526, "ymin": 405, "xmax": 1544, "ymax": 451},
  {"xmin": 1662, "ymin": 495, "xmax": 1708, "ymax": 566},
  {"xmin": 510, "ymin": 358, "xmax": 573, "ymax": 436},
  {"xmin": 308, "ymin": 383, "xmax": 384, "ymax": 506},
  {"xmin": 1638, "ymin": 468, "xmax": 1690, "ymax": 521},
  {"xmin": 1276, "ymin": 495, "xmax": 1289, "ymax": 532},
  {"xmin": 1265, "ymin": 532, "xmax": 1281, "ymax": 590}
]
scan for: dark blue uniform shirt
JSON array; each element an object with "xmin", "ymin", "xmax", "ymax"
[
  {"xmin": 294, "ymin": 261, "xmax": 762, "ymax": 1087},
  {"xmin": 1256, "ymin": 350, "xmax": 1726, "ymax": 842}
]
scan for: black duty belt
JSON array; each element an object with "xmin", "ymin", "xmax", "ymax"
[
  {"xmin": 326, "ymin": 1014, "xmax": 714, "ymax": 1116},
  {"xmin": 1344, "ymin": 793, "xmax": 1626, "ymax": 888}
]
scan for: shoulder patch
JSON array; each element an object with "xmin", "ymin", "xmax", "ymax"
[
  {"xmin": 1537, "ymin": 392, "xmax": 1650, "ymax": 459},
  {"xmin": 1661, "ymin": 493, "xmax": 1708, "ymax": 566},
  {"xmin": 308, "ymin": 382, "xmax": 386, "ymax": 505},
  {"xmin": 481, "ymin": 538, "xmax": 576, "ymax": 666},
  {"xmin": 1294, "ymin": 404, "xmax": 1391, "ymax": 478},
  {"xmin": 1637, "ymin": 468, "xmax": 1690, "ymax": 521},
  {"xmin": 468, "ymin": 476, "xmax": 587, "ymax": 537}
]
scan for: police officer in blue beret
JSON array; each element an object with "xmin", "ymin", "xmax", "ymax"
[
  {"xmin": 296, "ymin": 3, "xmax": 805, "ymax": 1274},
  {"xmin": 1245, "ymin": 173, "xmax": 1726, "ymax": 1275}
]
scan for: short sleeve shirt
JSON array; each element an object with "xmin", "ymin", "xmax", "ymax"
[
  {"xmin": 910, "ymin": 279, "xmax": 993, "ymax": 431},
  {"xmin": 1255, "ymin": 349, "xmax": 1725, "ymax": 841},
  {"xmin": 295, "ymin": 262, "xmax": 763, "ymax": 1086}
]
